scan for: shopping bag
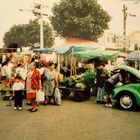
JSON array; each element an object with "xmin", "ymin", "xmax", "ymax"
[
  {"xmin": 54, "ymin": 88, "xmax": 61, "ymax": 105},
  {"xmin": 36, "ymin": 90, "xmax": 45, "ymax": 102}
]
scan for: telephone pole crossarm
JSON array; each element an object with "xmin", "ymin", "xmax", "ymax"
[
  {"xmin": 19, "ymin": 2, "xmax": 49, "ymax": 48},
  {"xmin": 122, "ymin": 4, "xmax": 136, "ymax": 36}
]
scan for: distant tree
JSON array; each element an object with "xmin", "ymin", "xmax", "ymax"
[
  {"xmin": 3, "ymin": 24, "xmax": 26, "ymax": 47},
  {"xmin": 3, "ymin": 20, "xmax": 54, "ymax": 48},
  {"xmin": 51, "ymin": 0, "xmax": 111, "ymax": 41}
]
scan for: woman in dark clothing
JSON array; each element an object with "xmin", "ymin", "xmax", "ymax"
[{"xmin": 96, "ymin": 64, "xmax": 109, "ymax": 104}]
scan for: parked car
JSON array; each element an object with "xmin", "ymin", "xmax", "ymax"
[{"xmin": 111, "ymin": 65, "xmax": 140, "ymax": 110}]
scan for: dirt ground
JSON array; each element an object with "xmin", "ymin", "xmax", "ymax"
[{"xmin": 0, "ymin": 95, "xmax": 140, "ymax": 140}]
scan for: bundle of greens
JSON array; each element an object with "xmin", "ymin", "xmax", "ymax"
[{"xmin": 60, "ymin": 69, "xmax": 96, "ymax": 89}]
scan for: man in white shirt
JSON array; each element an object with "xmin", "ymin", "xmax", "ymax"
[{"xmin": 1, "ymin": 60, "xmax": 11, "ymax": 79}]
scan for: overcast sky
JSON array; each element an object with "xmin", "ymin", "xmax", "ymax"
[{"xmin": 0, "ymin": 0, "xmax": 140, "ymax": 46}]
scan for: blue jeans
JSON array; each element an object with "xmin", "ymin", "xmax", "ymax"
[{"xmin": 96, "ymin": 87, "xmax": 104, "ymax": 102}]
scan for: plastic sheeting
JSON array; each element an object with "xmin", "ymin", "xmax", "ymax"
[
  {"xmin": 33, "ymin": 46, "xmax": 97, "ymax": 55},
  {"xmin": 125, "ymin": 51, "xmax": 140, "ymax": 61}
]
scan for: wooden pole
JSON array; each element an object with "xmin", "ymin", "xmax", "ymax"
[
  {"xmin": 57, "ymin": 54, "xmax": 60, "ymax": 73},
  {"xmin": 70, "ymin": 48, "xmax": 74, "ymax": 76}
]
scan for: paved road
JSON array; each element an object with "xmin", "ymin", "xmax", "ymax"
[{"xmin": 0, "ymin": 95, "xmax": 140, "ymax": 140}]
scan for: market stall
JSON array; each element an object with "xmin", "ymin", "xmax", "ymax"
[
  {"xmin": 125, "ymin": 51, "xmax": 140, "ymax": 70},
  {"xmin": 33, "ymin": 46, "xmax": 97, "ymax": 76},
  {"xmin": 59, "ymin": 70, "xmax": 95, "ymax": 102}
]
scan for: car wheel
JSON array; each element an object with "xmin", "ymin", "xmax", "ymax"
[{"xmin": 118, "ymin": 92, "xmax": 136, "ymax": 110}]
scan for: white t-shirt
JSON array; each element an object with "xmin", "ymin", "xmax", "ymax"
[
  {"xmin": 1, "ymin": 65, "xmax": 11, "ymax": 77},
  {"xmin": 13, "ymin": 82, "xmax": 25, "ymax": 91},
  {"xmin": 15, "ymin": 67, "xmax": 27, "ymax": 80},
  {"xmin": 108, "ymin": 73, "xmax": 122, "ymax": 85},
  {"xmin": 1, "ymin": 66, "xmax": 6, "ymax": 76}
]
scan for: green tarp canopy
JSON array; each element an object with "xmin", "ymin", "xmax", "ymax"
[{"xmin": 73, "ymin": 50, "xmax": 119, "ymax": 62}]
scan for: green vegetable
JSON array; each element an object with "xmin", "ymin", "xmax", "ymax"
[{"xmin": 60, "ymin": 69, "xmax": 96, "ymax": 89}]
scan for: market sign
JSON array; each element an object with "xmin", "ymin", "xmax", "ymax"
[{"xmin": 116, "ymin": 36, "xmax": 131, "ymax": 50}]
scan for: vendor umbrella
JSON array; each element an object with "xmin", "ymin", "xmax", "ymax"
[{"xmin": 125, "ymin": 51, "xmax": 140, "ymax": 61}]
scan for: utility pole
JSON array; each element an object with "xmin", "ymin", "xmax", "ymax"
[
  {"xmin": 34, "ymin": 3, "xmax": 44, "ymax": 48},
  {"xmin": 122, "ymin": 4, "xmax": 136, "ymax": 36},
  {"xmin": 122, "ymin": 4, "xmax": 136, "ymax": 52},
  {"xmin": 122, "ymin": 4, "xmax": 127, "ymax": 36},
  {"xmin": 19, "ymin": 2, "xmax": 48, "ymax": 49},
  {"xmin": 33, "ymin": 3, "xmax": 46, "ymax": 49}
]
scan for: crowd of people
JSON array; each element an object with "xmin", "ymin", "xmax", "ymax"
[{"xmin": 0, "ymin": 53, "xmax": 60, "ymax": 112}]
